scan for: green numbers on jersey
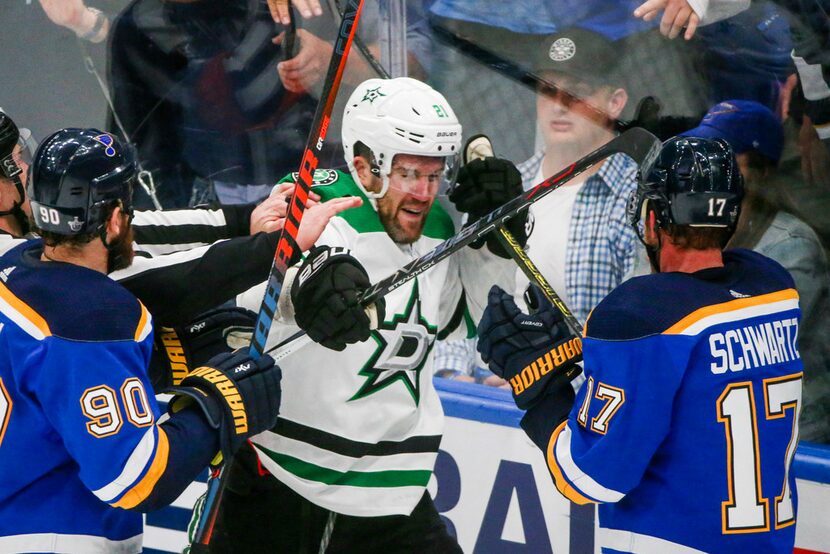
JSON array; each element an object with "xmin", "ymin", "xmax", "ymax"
[{"xmin": 717, "ymin": 373, "xmax": 801, "ymax": 533}]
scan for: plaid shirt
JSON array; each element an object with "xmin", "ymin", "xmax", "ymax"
[{"xmin": 518, "ymin": 150, "xmax": 640, "ymax": 323}]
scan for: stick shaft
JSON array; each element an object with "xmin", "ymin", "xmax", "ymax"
[
  {"xmin": 359, "ymin": 128, "xmax": 660, "ymax": 305},
  {"xmin": 192, "ymin": 1, "xmax": 366, "ymax": 547},
  {"xmin": 250, "ymin": 0, "xmax": 365, "ymax": 360}
]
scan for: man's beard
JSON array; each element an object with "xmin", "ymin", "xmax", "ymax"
[
  {"xmin": 377, "ymin": 199, "xmax": 427, "ymax": 245},
  {"xmin": 107, "ymin": 224, "xmax": 135, "ymax": 273}
]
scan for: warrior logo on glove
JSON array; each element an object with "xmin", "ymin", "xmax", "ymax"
[
  {"xmin": 477, "ymin": 285, "xmax": 583, "ymax": 410},
  {"xmin": 510, "ymin": 336, "xmax": 582, "ymax": 396}
]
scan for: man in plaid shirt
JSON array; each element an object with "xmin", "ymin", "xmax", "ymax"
[
  {"xmin": 433, "ymin": 27, "xmax": 642, "ymax": 386},
  {"xmin": 515, "ymin": 27, "xmax": 641, "ymax": 324}
]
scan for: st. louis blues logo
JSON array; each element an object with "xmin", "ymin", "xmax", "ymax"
[{"xmin": 93, "ymin": 134, "xmax": 117, "ymax": 157}]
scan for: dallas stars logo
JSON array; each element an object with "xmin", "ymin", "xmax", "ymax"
[
  {"xmin": 361, "ymin": 86, "xmax": 386, "ymax": 104},
  {"xmin": 350, "ymin": 282, "xmax": 436, "ymax": 404}
]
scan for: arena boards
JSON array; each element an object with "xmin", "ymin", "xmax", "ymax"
[{"xmin": 145, "ymin": 380, "xmax": 830, "ymax": 553}]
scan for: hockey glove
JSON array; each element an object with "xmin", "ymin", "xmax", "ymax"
[
  {"xmin": 291, "ymin": 245, "xmax": 385, "ymax": 351},
  {"xmin": 477, "ymin": 285, "xmax": 582, "ymax": 410},
  {"xmin": 168, "ymin": 350, "xmax": 282, "ymax": 462},
  {"xmin": 449, "ymin": 155, "xmax": 527, "ymax": 258},
  {"xmin": 149, "ymin": 307, "xmax": 257, "ymax": 392}
]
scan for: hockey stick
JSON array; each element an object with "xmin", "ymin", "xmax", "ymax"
[
  {"xmin": 359, "ymin": 127, "xmax": 660, "ymax": 304},
  {"xmin": 492, "ymin": 226, "xmax": 581, "ymax": 334},
  {"xmin": 327, "ymin": 0, "xmax": 391, "ymax": 79},
  {"xmin": 463, "ymin": 135, "xmax": 583, "ymax": 337},
  {"xmin": 257, "ymin": 128, "xmax": 661, "ymax": 361},
  {"xmin": 190, "ymin": 1, "xmax": 366, "ymax": 549}
]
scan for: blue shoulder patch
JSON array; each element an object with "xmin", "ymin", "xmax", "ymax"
[
  {"xmin": 0, "ymin": 241, "xmax": 145, "ymax": 342},
  {"xmin": 586, "ymin": 248, "xmax": 796, "ymax": 341}
]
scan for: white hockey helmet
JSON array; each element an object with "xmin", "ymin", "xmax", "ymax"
[{"xmin": 342, "ymin": 77, "xmax": 462, "ymax": 198}]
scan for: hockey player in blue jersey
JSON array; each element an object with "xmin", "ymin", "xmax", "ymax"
[
  {"xmin": 478, "ymin": 136, "xmax": 802, "ymax": 553},
  {"xmin": 0, "ymin": 128, "xmax": 284, "ymax": 553}
]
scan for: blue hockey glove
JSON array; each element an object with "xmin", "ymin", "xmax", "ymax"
[{"xmin": 477, "ymin": 285, "xmax": 582, "ymax": 410}]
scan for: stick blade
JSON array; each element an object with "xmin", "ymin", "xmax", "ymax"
[{"xmin": 613, "ymin": 127, "xmax": 662, "ymax": 173}]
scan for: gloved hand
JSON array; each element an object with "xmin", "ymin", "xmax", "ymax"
[
  {"xmin": 291, "ymin": 245, "xmax": 385, "ymax": 351},
  {"xmin": 477, "ymin": 285, "xmax": 582, "ymax": 410},
  {"xmin": 168, "ymin": 350, "xmax": 282, "ymax": 461},
  {"xmin": 449, "ymin": 156, "xmax": 527, "ymax": 258},
  {"xmin": 149, "ymin": 307, "xmax": 256, "ymax": 392}
]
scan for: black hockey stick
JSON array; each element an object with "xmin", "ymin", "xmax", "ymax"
[
  {"xmin": 260, "ymin": 128, "xmax": 661, "ymax": 362},
  {"xmin": 190, "ymin": 1, "xmax": 366, "ymax": 549},
  {"xmin": 359, "ymin": 127, "xmax": 660, "ymax": 304}
]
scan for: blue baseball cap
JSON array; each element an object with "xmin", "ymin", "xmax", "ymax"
[{"xmin": 681, "ymin": 100, "xmax": 784, "ymax": 164}]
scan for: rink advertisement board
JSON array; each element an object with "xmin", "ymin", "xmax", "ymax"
[{"xmin": 145, "ymin": 380, "xmax": 830, "ymax": 554}]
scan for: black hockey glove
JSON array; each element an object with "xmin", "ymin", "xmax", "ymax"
[
  {"xmin": 149, "ymin": 307, "xmax": 256, "ymax": 392},
  {"xmin": 449, "ymin": 156, "xmax": 527, "ymax": 258},
  {"xmin": 477, "ymin": 285, "xmax": 582, "ymax": 410},
  {"xmin": 291, "ymin": 245, "xmax": 385, "ymax": 351},
  {"xmin": 168, "ymin": 350, "xmax": 281, "ymax": 462}
]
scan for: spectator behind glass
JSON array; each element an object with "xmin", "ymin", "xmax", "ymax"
[
  {"xmin": 38, "ymin": 0, "xmax": 110, "ymax": 43},
  {"xmin": 272, "ymin": 3, "xmax": 434, "ymax": 95},
  {"xmin": 435, "ymin": 28, "xmax": 643, "ymax": 390},
  {"xmin": 108, "ymin": 0, "xmax": 320, "ymax": 208},
  {"xmin": 691, "ymin": 1, "xmax": 793, "ymax": 111},
  {"xmin": 683, "ymin": 99, "xmax": 830, "ymax": 443},
  {"xmin": 516, "ymin": 28, "xmax": 640, "ymax": 324}
]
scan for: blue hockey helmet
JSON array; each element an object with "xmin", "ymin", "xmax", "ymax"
[
  {"xmin": 627, "ymin": 136, "xmax": 743, "ymax": 241},
  {"xmin": 29, "ymin": 128, "xmax": 136, "ymax": 236}
]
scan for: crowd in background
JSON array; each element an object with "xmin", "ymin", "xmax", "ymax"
[{"xmin": 2, "ymin": 0, "xmax": 829, "ymax": 441}]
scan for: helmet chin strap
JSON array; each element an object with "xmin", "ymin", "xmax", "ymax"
[{"xmin": 0, "ymin": 176, "xmax": 30, "ymax": 235}]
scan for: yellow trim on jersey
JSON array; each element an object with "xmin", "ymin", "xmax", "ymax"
[
  {"xmin": 546, "ymin": 421, "xmax": 596, "ymax": 505},
  {"xmin": 664, "ymin": 289, "xmax": 799, "ymax": 335},
  {"xmin": 133, "ymin": 302, "xmax": 152, "ymax": 342},
  {"xmin": 0, "ymin": 281, "xmax": 51, "ymax": 338},
  {"xmin": 111, "ymin": 427, "xmax": 170, "ymax": 509}
]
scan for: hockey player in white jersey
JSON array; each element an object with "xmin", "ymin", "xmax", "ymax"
[{"xmin": 207, "ymin": 77, "xmax": 522, "ymax": 553}]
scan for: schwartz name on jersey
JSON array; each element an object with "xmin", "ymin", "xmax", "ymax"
[
  {"xmin": 237, "ymin": 169, "xmax": 513, "ymax": 517},
  {"xmin": 533, "ymin": 249, "xmax": 802, "ymax": 553}
]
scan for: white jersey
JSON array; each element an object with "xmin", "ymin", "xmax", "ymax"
[{"xmin": 238, "ymin": 170, "xmax": 513, "ymax": 516}]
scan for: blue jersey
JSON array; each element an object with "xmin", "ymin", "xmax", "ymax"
[
  {"xmin": 547, "ymin": 249, "xmax": 802, "ymax": 553},
  {"xmin": 0, "ymin": 241, "xmax": 161, "ymax": 553}
]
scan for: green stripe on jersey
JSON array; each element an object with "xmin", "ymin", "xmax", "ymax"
[
  {"xmin": 278, "ymin": 169, "xmax": 454, "ymax": 239},
  {"xmin": 258, "ymin": 446, "xmax": 432, "ymax": 488}
]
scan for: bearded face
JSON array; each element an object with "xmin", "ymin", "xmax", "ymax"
[{"xmin": 106, "ymin": 216, "xmax": 135, "ymax": 273}]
